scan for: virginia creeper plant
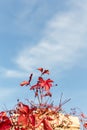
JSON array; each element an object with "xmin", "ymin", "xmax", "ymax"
[{"xmin": 0, "ymin": 68, "xmax": 86, "ymax": 130}]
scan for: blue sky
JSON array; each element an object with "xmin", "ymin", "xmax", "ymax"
[{"xmin": 0, "ymin": 0, "xmax": 87, "ymax": 114}]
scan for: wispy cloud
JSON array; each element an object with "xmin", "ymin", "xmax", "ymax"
[
  {"xmin": 0, "ymin": 67, "xmax": 27, "ymax": 78},
  {"xmin": 14, "ymin": 0, "xmax": 61, "ymax": 37},
  {"xmin": 4, "ymin": 69, "xmax": 25, "ymax": 78},
  {"xmin": 1, "ymin": 0, "xmax": 87, "ymax": 78},
  {"xmin": 14, "ymin": 0, "xmax": 87, "ymax": 73}
]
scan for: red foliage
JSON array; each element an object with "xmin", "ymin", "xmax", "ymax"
[
  {"xmin": 0, "ymin": 112, "xmax": 11, "ymax": 130},
  {"xmin": 30, "ymin": 77, "xmax": 53, "ymax": 91},
  {"xmin": 0, "ymin": 67, "xmax": 85, "ymax": 129}
]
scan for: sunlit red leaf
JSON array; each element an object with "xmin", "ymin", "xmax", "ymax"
[
  {"xmin": 42, "ymin": 69, "xmax": 49, "ymax": 75},
  {"xmin": 37, "ymin": 68, "xmax": 43, "ymax": 72},
  {"xmin": 20, "ymin": 74, "xmax": 33, "ymax": 87},
  {"xmin": 18, "ymin": 114, "xmax": 28, "ymax": 127},
  {"xmin": 17, "ymin": 102, "xmax": 30, "ymax": 114},
  {"xmin": 38, "ymin": 77, "xmax": 53, "ymax": 91},
  {"xmin": 28, "ymin": 75, "xmax": 53, "ymax": 92},
  {"xmin": 20, "ymin": 81, "xmax": 29, "ymax": 86}
]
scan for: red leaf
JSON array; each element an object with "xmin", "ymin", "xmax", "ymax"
[
  {"xmin": 0, "ymin": 111, "xmax": 6, "ymax": 117},
  {"xmin": 83, "ymin": 123, "xmax": 87, "ymax": 128},
  {"xmin": 18, "ymin": 114, "xmax": 28, "ymax": 127},
  {"xmin": 30, "ymin": 77, "xmax": 53, "ymax": 91},
  {"xmin": 37, "ymin": 68, "xmax": 43, "ymax": 72},
  {"xmin": 17, "ymin": 102, "xmax": 30, "ymax": 114},
  {"xmin": 43, "ymin": 119, "xmax": 53, "ymax": 130},
  {"xmin": 29, "ymin": 114, "xmax": 35, "ymax": 126},
  {"xmin": 20, "ymin": 74, "xmax": 33, "ymax": 87},
  {"xmin": 0, "ymin": 116, "xmax": 11, "ymax": 130},
  {"xmin": 38, "ymin": 77, "xmax": 53, "ymax": 91},
  {"xmin": 20, "ymin": 81, "xmax": 29, "ymax": 86},
  {"xmin": 42, "ymin": 69, "xmax": 49, "ymax": 75}
]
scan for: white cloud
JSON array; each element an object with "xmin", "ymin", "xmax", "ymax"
[
  {"xmin": 14, "ymin": 0, "xmax": 87, "ymax": 73},
  {"xmin": 4, "ymin": 69, "xmax": 24, "ymax": 78},
  {"xmin": 0, "ymin": 67, "xmax": 27, "ymax": 78}
]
